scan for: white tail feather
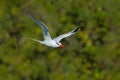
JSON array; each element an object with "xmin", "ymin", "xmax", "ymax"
[{"xmin": 24, "ymin": 37, "xmax": 43, "ymax": 43}]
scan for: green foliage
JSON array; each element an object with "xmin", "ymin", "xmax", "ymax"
[{"xmin": 0, "ymin": 0, "xmax": 120, "ymax": 80}]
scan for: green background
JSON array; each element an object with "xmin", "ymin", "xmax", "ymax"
[{"xmin": 0, "ymin": 0, "xmax": 120, "ymax": 80}]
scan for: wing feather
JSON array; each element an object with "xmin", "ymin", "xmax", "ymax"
[
  {"xmin": 53, "ymin": 27, "xmax": 79, "ymax": 42},
  {"xmin": 28, "ymin": 14, "xmax": 52, "ymax": 40}
]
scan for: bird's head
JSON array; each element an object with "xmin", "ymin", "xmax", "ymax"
[{"xmin": 56, "ymin": 43, "xmax": 64, "ymax": 48}]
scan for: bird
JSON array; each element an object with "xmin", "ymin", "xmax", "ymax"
[{"xmin": 27, "ymin": 14, "xmax": 79, "ymax": 48}]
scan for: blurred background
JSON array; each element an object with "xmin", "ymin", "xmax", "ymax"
[{"xmin": 0, "ymin": 0, "xmax": 120, "ymax": 80}]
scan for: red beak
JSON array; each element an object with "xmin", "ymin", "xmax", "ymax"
[{"xmin": 59, "ymin": 44, "xmax": 64, "ymax": 48}]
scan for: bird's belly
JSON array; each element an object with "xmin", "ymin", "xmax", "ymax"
[{"xmin": 43, "ymin": 41, "xmax": 58, "ymax": 48}]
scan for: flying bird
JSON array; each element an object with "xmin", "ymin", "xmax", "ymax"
[{"xmin": 27, "ymin": 14, "xmax": 79, "ymax": 48}]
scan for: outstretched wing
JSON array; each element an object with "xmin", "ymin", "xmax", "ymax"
[
  {"xmin": 53, "ymin": 27, "xmax": 79, "ymax": 42},
  {"xmin": 28, "ymin": 14, "xmax": 52, "ymax": 41}
]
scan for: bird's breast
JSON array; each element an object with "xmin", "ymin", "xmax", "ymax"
[{"xmin": 43, "ymin": 40, "xmax": 59, "ymax": 48}]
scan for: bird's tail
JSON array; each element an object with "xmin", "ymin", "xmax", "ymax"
[{"xmin": 24, "ymin": 37, "xmax": 43, "ymax": 43}]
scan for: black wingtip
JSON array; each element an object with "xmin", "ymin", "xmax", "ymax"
[{"xmin": 72, "ymin": 27, "xmax": 80, "ymax": 33}]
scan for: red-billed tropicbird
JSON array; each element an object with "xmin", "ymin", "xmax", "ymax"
[{"xmin": 27, "ymin": 14, "xmax": 79, "ymax": 48}]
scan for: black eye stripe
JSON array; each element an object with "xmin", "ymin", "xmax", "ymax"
[{"xmin": 56, "ymin": 42, "xmax": 59, "ymax": 45}]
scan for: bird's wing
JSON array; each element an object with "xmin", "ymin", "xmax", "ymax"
[
  {"xmin": 53, "ymin": 27, "xmax": 79, "ymax": 42},
  {"xmin": 28, "ymin": 14, "xmax": 52, "ymax": 41}
]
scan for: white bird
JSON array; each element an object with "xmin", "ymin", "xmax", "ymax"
[{"xmin": 27, "ymin": 14, "xmax": 79, "ymax": 48}]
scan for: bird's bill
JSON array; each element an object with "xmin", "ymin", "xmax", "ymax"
[{"xmin": 59, "ymin": 44, "xmax": 64, "ymax": 48}]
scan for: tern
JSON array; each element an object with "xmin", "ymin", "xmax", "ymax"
[{"xmin": 27, "ymin": 14, "xmax": 79, "ymax": 48}]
